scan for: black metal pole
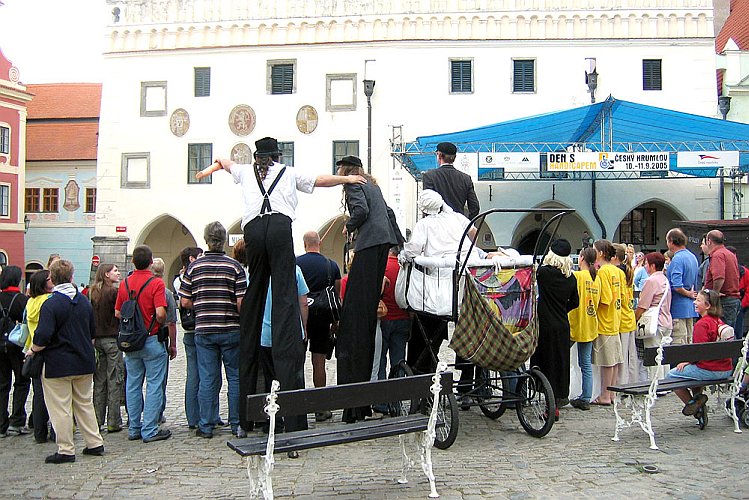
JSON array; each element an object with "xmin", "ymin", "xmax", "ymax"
[{"xmin": 367, "ymin": 94, "xmax": 372, "ymax": 174}]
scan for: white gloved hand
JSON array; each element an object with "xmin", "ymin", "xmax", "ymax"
[{"xmin": 398, "ymin": 251, "xmax": 412, "ymax": 266}]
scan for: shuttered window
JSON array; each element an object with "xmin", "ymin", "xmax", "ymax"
[
  {"xmin": 450, "ymin": 60, "xmax": 472, "ymax": 93},
  {"xmin": 643, "ymin": 59, "xmax": 662, "ymax": 91},
  {"xmin": 194, "ymin": 67, "xmax": 211, "ymax": 97},
  {"xmin": 271, "ymin": 64, "xmax": 294, "ymax": 95},
  {"xmin": 513, "ymin": 59, "xmax": 535, "ymax": 93},
  {"xmin": 0, "ymin": 126, "xmax": 9, "ymax": 154}
]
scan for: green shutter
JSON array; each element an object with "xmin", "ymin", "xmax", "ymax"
[
  {"xmin": 271, "ymin": 64, "xmax": 294, "ymax": 94},
  {"xmin": 194, "ymin": 67, "xmax": 211, "ymax": 97}
]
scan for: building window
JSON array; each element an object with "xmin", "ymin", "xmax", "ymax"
[
  {"xmin": 85, "ymin": 188, "xmax": 97, "ymax": 213},
  {"xmin": 188, "ymin": 144, "xmax": 212, "ymax": 184},
  {"xmin": 194, "ymin": 67, "xmax": 211, "ymax": 97},
  {"xmin": 450, "ymin": 59, "xmax": 473, "ymax": 94},
  {"xmin": 140, "ymin": 81, "xmax": 167, "ymax": 117},
  {"xmin": 0, "ymin": 184, "xmax": 9, "ymax": 217},
  {"xmin": 279, "ymin": 141, "xmax": 294, "ymax": 167},
  {"xmin": 618, "ymin": 208, "xmax": 657, "ymax": 246},
  {"xmin": 332, "ymin": 141, "xmax": 359, "ymax": 173},
  {"xmin": 643, "ymin": 59, "xmax": 662, "ymax": 91},
  {"xmin": 0, "ymin": 251, "xmax": 7, "ymax": 266},
  {"xmin": 121, "ymin": 152, "xmax": 151, "ymax": 188},
  {"xmin": 42, "ymin": 188, "xmax": 59, "ymax": 213},
  {"xmin": 267, "ymin": 60, "xmax": 296, "ymax": 95},
  {"xmin": 326, "ymin": 74, "xmax": 357, "ymax": 112},
  {"xmin": 25, "ymin": 188, "xmax": 40, "ymax": 213},
  {"xmin": 512, "ymin": 59, "xmax": 536, "ymax": 93},
  {"xmin": 0, "ymin": 126, "xmax": 9, "ymax": 155}
]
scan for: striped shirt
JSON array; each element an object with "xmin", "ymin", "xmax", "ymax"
[{"xmin": 179, "ymin": 251, "xmax": 247, "ymax": 334}]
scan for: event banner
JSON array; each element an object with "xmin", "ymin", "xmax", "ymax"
[
  {"xmin": 546, "ymin": 152, "xmax": 669, "ymax": 172},
  {"xmin": 480, "ymin": 152, "xmax": 541, "ymax": 171},
  {"xmin": 676, "ymin": 151, "xmax": 739, "ymax": 169}
]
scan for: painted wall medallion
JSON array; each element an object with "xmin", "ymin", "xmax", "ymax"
[
  {"xmin": 63, "ymin": 180, "xmax": 80, "ymax": 212},
  {"xmin": 170, "ymin": 108, "xmax": 190, "ymax": 137},
  {"xmin": 229, "ymin": 104, "xmax": 256, "ymax": 137},
  {"xmin": 296, "ymin": 105, "xmax": 318, "ymax": 134},
  {"xmin": 231, "ymin": 143, "xmax": 252, "ymax": 164}
]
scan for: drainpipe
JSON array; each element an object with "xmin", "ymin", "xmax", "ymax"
[{"xmin": 592, "ymin": 173, "xmax": 607, "ymax": 239}]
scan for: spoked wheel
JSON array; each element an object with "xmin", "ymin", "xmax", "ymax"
[
  {"xmin": 515, "ymin": 368, "xmax": 555, "ymax": 438},
  {"xmin": 388, "ymin": 360, "xmax": 416, "ymax": 417},
  {"xmin": 421, "ymin": 391, "xmax": 459, "ymax": 449},
  {"xmin": 742, "ymin": 407, "xmax": 749, "ymax": 429},
  {"xmin": 476, "ymin": 368, "xmax": 508, "ymax": 420}
]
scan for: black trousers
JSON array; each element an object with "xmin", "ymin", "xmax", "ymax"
[
  {"xmin": 407, "ymin": 314, "xmax": 448, "ymax": 375},
  {"xmin": 32, "ymin": 377, "xmax": 50, "ymax": 442},
  {"xmin": 239, "ymin": 214, "xmax": 307, "ymax": 432},
  {"xmin": 336, "ymin": 243, "xmax": 389, "ymax": 422},
  {"xmin": 0, "ymin": 343, "xmax": 31, "ymax": 433}
]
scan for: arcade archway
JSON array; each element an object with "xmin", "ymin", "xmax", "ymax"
[
  {"xmin": 613, "ymin": 200, "xmax": 687, "ymax": 253},
  {"xmin": 137, "ymin": 214, "xmax": 198, "ymax": 286},
  {"xmin": 511, "ymin": 202, "xmax": 590, "ymax": 255}
]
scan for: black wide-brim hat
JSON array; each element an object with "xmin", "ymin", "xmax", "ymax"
[
  {"xmin": 335, "ymin": 155, "xmax": 363, "ymax": 168},
  {"xmin": 255, "ymin": 137, "xmax": 281, "ymax": 156}
]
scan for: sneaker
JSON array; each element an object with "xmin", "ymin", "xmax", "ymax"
[
  {"xmin": 45, "ymin": 452, "xmax": 75, "ymax": 464},
  {"xmin": 457, "ymin": 394, "xmax": 472, "ymax": 411},
  {"xmin": 315, "ymin": 411, "xmax": 333, "ymax": 422},
  {"xmin": 216, "ymin": 419, "xmax": 227, "ymax": 427},
  {"xmin": 557, "ymin": 398, "xmax": 570, "ymax": 408},
  {"xmin": 287, "ymin": 451, "xmax": 300, "ymax": 459},
  {"xmin": 235, "ymin": 427, "xmax": 247, "ymax": 439},
  {"xmin": 195, "ymin": 428, "xmax": 213, "ymax": 439},
  {"xmin": 7, "ymin": 425, "xmax": 29, "ymax": 436},
  {"xmin": 142, "ymin": 429, "xmax": 172, "ymax": 443},
  {"xmin": 570, "ymin": 398, "xmax": 591, "ymax": 411},
  {"xmin": 82, "ymin": 445, "xmax": 105, "ymax": 456},
  {"xmin": 107, "ymin": 425, "xmax": 123, "ymax": 433},
  {"xmin": 682, "ymin": 394, "xmax": 708, "ymax": 416},
  {"xmin": 127, "ymin": 433, "xmax": 142, "ymax": 441}
]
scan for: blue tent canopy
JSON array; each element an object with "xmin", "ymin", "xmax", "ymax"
[{"xmin": 398, "ymin": 96, "xmax": 749, "ymax": 180}]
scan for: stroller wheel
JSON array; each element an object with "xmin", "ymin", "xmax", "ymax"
[{"xmin": 741, "ymin": 408, "xmax": 749, "ymax": 429}]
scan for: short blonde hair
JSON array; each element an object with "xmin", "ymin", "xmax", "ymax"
[
  {"xmin": 151, "ymin": 257, "xmax": 165, "ymax": 277},
  {"xmin": 49, "ymin": 259, "xmax": 74, "ymax": 285}
]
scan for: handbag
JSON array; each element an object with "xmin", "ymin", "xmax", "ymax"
[
  {"xmin": 307, "ymin": 258, "xmax": 342, "ymax": 322},
  {"xmin": 22, "ymin": 352, "xmax": 44, "ymax": 378},
  {"xmin": 636, "ymin": 282, "xmax": 668, "ymax": 339},
  {"xmin": 8, "ymin": 309, "xmax": 29, "ymax": 349},
  {"xmin": 394, "ymin": 261, "xmax": 454, "ymax": 317}
]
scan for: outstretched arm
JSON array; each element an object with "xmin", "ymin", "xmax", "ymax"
[{"xmin": 315, "ymin": 174, "xmax": 367, "ymax": 187}]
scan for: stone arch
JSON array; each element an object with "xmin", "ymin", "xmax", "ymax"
[
  {"xmin": 136, "ymin": 214, "xmax": 199, "ymax": 287},
  {"xmin": 24, "ymin": 261, "xmax": 44, "ymax": 285},
  {"xmin": 510, "ymin": 200, "xmax": 591, "ymax": 256},
  {"xmin": 612, "ymin": 198, "xmax": 688, "ymax": 252}
]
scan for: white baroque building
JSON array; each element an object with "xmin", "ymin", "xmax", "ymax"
[{"xmin": 96, "ymin": 0, "xmax": 726, "ymax": 277}]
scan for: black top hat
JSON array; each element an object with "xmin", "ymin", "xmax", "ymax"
[
  {"xmin": 436, "ymin": 142, "xmax": 457, "ymax": 155},
  {"xmin": 254, "ymin": 137, "xmax": 281, "ymax": 157},
  {"xmin": 335, "ymin": 155, "xmax": 363, "ymax": 168}
]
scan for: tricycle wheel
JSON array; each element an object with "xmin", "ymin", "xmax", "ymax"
[
  {"xmin": 516, "ymin": 368, "xmax": 555, "ymax": 438},
  {"xmin": 421, "ymin": 392, "xmax": 459, "ymax": 449},
  {"xmin": 388, "ymin": 360, "xmax": 416, "ymax": 417},
  {"xmin": 476, "ymin": 368, "xmax": 507, "ymax": 420}
]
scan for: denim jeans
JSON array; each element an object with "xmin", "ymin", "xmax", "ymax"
[
  {"xmin": 183, "ymin": 332, "xmax": 200, "ymax": 427},
  {"xmin": 124, "ymin": 336, "xmax": 168, "ymax": 440},
  {"xmin": 720, "ymin": 297, "xmax": 741, "ymax": 331},
  {"xmin": 378, "ymin": 319, "xmax": 410, "ymax": 381},
  {"xmin": 195, "ymin": 331, "xmax": 240, "ymax": 433},
  {"xmin": 576, "ymin": 341, "xmax": 593, "ymax": 402}
]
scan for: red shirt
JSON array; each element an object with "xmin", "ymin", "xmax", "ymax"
[
  {"xmin": 693, "ymin": 315, "xmax": 733, "ymax": 372},
  {"xmin": 740, "ymin": 265, "xmax": 749, "ymax": 309},
  {"xmin": 705, "ymin": 246, "xmax": 740, "ymax": 298},
  {"xmin": 115, "ymin": 269, "xmax": 167, "ymax": 335},
  {"xmin": 381, "ymin": 255, "xmax": 409, "ymax": 320}
]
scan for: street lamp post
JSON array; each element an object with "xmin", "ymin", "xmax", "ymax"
[
  {"xmin": 363, "ymin": 79, "xmax": 375, "ymax": 174},
  {"xmin": 585, "ymin": 57, "xmax": 598, "ymax": 104}
]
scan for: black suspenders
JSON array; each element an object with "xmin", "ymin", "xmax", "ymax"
[{"xmin": 254, "ymin": 166, "xmax": 286, "ymax": 215}]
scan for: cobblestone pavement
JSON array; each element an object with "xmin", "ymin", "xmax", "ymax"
[{"xmin": 1, "ymin": 329, "xmax": 745, "ymax": 499}]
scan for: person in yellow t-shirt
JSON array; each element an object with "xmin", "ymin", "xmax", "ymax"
[
  {"xmin": 591, "ymin": 239, "xmax": 625, "ymax": 405},
  {"xmin": 569, "ymin": 247, "xmax": 600, "ymax": 410},
  {"xmin": 24, "ymin": 270, "xmax": 54, "ymax": 443},
  {"xmin": 613, "ymin": 243, "xmax": 641, "ymax": 385}
]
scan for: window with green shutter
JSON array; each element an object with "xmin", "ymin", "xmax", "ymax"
[
  {"xmin": 513, "ymin": 59, "xmax": 535, "ymax": 93},
  {"xmin": 188, "ymin": 143, "xmax": 213, "ymax": 184},
  {"xmin": 271, "ymin": 64, "xmax": 294, "ymax": 95},
  {"xmin": 450, "ymin": 60, "xmax": 472, "ymax": 93},
  {"xmin": 332, "ymin": 141, "xmax": 359, "ymax": 174},
  {"xmin": 194, "ymin": 67, "xmax": 210, "ymax": 97},
  {"xmin": 643, "ymin": 59, "xmax": 662, "ymax": 91}
]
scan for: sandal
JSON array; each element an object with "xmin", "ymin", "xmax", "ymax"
[{"xmin": 591, "ymin": 398, "xmax": 612, "ymax": 406}]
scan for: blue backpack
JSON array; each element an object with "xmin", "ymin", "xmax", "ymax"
[{"xmin": 117, "ymin": 277, "xmax": 157, "ymax": 352}]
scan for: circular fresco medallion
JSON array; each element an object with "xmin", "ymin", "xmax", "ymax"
[
  {"xmin": 169, "ymin": 108, "xmax": 190, "ymax": 137},
  {"xmin": 229, "ymin": 104, "xmax": 256, "ymax": 137},
  {"xmin": 296, "ymin": 105, "xmax": 318, "ymax": 134},
  {"xmin": 231, "ymin": 143, "xmax": 252, "ymax": 164}
]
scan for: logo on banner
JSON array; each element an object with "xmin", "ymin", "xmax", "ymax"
[{"xmin": 676, "ymin": 151, "xmax": 739, "ymax": 169}]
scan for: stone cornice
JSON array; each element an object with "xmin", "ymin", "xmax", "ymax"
[{"xmin": 105, "ymin": 0, "xmax": 714, "ymax": 53}]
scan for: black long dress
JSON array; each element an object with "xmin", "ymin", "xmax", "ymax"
[{"xmin": 530, "ymin": 265, "xmax": 579, "ymax": 402}]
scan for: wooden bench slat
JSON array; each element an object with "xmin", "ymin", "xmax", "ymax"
[
  {"xmin": 642, "ymin": 340, "xmax": 743, "ymax": 366},
  {"xmin": 227, "ymin": 415, "xmax": 430, "ymax": 457},
  {"xmin": 247, "ymin": 372, "xmax": 452, "ymax": 420},
  {"xmin": 609, "ymin": 377, "xmax": 733, "ymax": 395}
]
